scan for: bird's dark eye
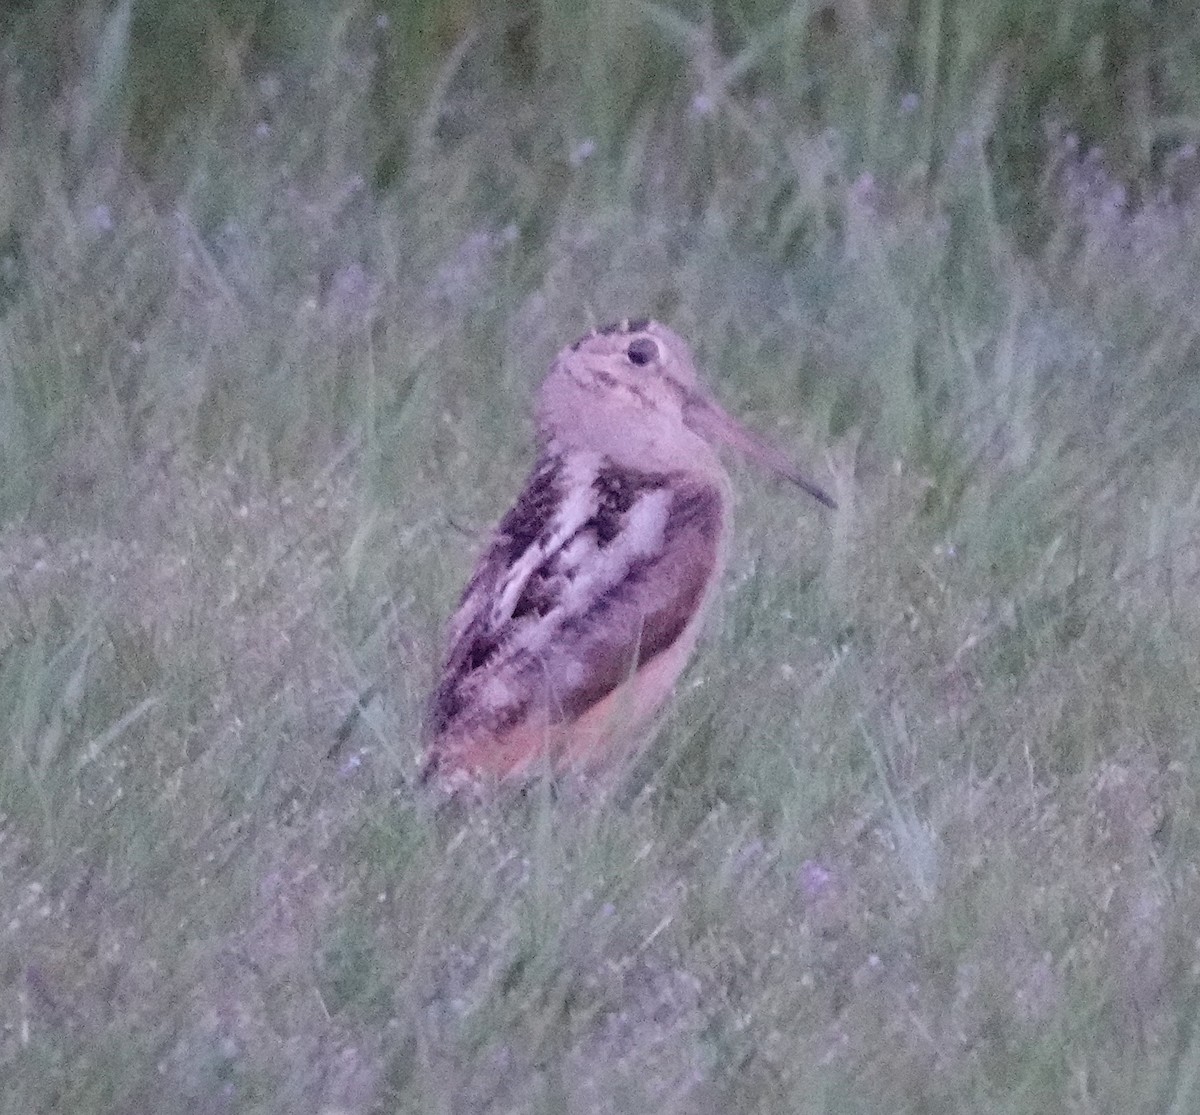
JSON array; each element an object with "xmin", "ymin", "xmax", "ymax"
[{"xmin": 626, "ymin": 337, "xmax": 658, "ymax": 366}]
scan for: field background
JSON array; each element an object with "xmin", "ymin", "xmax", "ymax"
[{"xmin": 3, "ymin": 1, "xmax": 1200, "ymax": 1111}]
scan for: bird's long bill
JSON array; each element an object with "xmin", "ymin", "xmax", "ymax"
[{"xmin": 686, "ymin": 392, "xmax": 838, "ymax": 509}]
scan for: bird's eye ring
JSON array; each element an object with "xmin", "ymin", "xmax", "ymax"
[{"xmin": 626, "ymin": 337, "xmax": 659, "ymax": 366}]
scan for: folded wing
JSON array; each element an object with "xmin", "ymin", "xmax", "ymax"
[{"xmin": 426, "ymin": 451, "xmax": 725, "ymax": 768}]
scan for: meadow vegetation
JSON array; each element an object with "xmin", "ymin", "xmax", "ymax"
[{"xmin": 2, "ymin": 1, "xmax": 1200, "ymax": 1111}]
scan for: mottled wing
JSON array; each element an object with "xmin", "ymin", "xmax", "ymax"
[
  {"xmin": 553, "ymin": 478, "xmax": 723, "ymax": 719},
  {"xmin": 428, "ymin": 451, "xmax": 599, "ymax": 743},
  {"xmin": 427, "ymin": 453, "xmax": 724, "ymax": 760}
]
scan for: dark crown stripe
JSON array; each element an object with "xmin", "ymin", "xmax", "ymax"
[{"xmin": 570, "ymin": 318, "xmax": 654, "ymax": 349}]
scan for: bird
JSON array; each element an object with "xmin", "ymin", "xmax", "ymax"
[{"xmin": 421, "ymin": 318, "xmax": 835, "ymax": 790}]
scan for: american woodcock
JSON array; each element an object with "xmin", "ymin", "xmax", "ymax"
[{"xmin": 423, "ymin": 319, "xmax": 835, "ymax": 788}]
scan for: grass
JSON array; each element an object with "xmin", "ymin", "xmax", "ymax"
[{"xmin": 2, "ymin": 0, "xmax": 1200, "ymax": 1111}]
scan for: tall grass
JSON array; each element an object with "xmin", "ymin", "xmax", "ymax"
[{"xmin": 2, "ymin": 1, "xmax": 1200, "ymax": 1111}]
